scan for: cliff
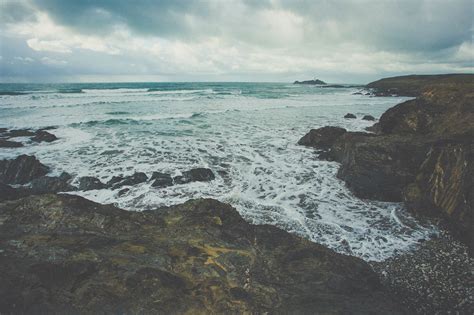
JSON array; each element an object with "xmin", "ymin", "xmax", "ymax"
[{"xmin": 299, "ymin": 74, "xmax": 474, "ymax": 251}]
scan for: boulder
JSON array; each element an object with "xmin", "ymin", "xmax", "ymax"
[
  {"xmin": 0, "ymin": 194, "xmax": 404, "ymax": 314},
  {"xmin": 174, "ymin": 168, "xmax": 215, "ymax": 184},
  {"xmin": 0, "ymin": 139, "xmax": 23, "ymax": 148},
  {"xmin": 298, "ymin": 126, "xmax": 346, "ymax": 149},
  {"xmin": 344, "ymin": 113, "xmax": 356, "ymax": 119},
  {"xmin": 78, "ymin": 176, "xmax": 107, "ymax": 191},
  {"xmin": 31, "ymin": 130, "xmax": 58, "ymax": 143},
  {"xmin": 362, "ymin": 115, "xmax": 375, "ymax": 121},
  {"xmin": 151, "ymin": 172, "xmax": 173, "ymax": 188},
  {"xmin": 28, "ymin": 172, "xmax": 74, "ymax": 194},
  {"xmin": 0, "ymin": 155, "xmax": 49, "ymax": 185},
  {"xmin": 107, "ymin": 172, "xmax": 148, "ymax": 189}
]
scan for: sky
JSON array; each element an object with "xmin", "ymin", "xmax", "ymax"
[{"xmin": 0, "ymin": 0, "xmax": 472, "ymax": 83}]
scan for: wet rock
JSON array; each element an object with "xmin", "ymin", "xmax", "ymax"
[
  {"xmin": 150, "ymin": 172, "xmax": 173, "ymax": 188},
  {"xmin": 0, "ymin": 194, "xmax": 404, "ymax": 314},
  {"xmin": 31, "ymin": 130, "xmax": 58, "ymax": 143},
  {"xmin": 362, "ymin": 115, "xmax": 375, "ymax": 121},
  {"xmin": 29, "ymin": 172, "xmax": 74, "ymax": 194},
  {"xmin": 5, "ymin": 129, "xmax": 35, "ymax": 138},
  {"xmin": 107, "ymin": 172, "xmax": 148, "ymax": 189},
  {"xmin": 298, "ymin": 126, "xmax": 346, "ymax": 149},
  {"xmin": 0, "ymin": 139, "xmax": 23, "ymax": 148},
  {"xmin": 344, "ymin": 113, "xmax": 356, "ymax": 119},
  {"xmin": 0, "ymin": 155, "xmax": 49, "ymax": 185},
  {"xmin": 352, "ymin": 92, "xmax": 363, "ymax": 95},
  {"xmin": 118, "ymin": 188, "xmax": 130, "ymax": 196},
  {"xmin": 78, "ymin": 176, "xmax": 107, "ymax": 191},
  {"xmin": 173, "ymin": 168, "xmax": 215, "ymax": 184}
]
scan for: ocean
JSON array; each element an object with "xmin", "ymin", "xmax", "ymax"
[{"xmin": 0, "ymin": 82, "xmax": 436, "ymax": 261}]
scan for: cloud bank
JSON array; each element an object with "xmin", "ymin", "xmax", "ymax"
[{"xmin": 0, "ymin": 0, "xmax": 472, "ymax": 82}]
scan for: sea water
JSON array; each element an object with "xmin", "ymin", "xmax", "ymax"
[{"xmin": 0, "ymin": 82, "xmax": 436, "ymax": 261}]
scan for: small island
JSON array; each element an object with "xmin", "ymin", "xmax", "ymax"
[{"xmin": 294, "ymin": 78, "xmax": 327, "ymax": 85}]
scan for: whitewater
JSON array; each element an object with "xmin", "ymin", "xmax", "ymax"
[{"xmin": 0, "ymin": 82, "xmax": 436, "ymax": 261}]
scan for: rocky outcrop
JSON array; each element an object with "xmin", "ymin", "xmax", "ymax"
[
  {"xmin": 403, "ymin": 140, "xmax": 473, "ymax": 249},
  {"xmin": 28, "ymin": 172, "xmax": 74, "ymax": 194},
  {"xmin": 0, "ymin": 139, "xmax": 23, "ymax": 148},
  {"xmin": 0, "ymin": 155, "xmax": 49, "ymax": 185},
  {"xmin": 344, "ymin": 113, "xmax": 356, "ymax": 119},
  {"xmin": 362, "ymin": 115, "xmax": 375, "ymax": 121},
  {"xmin": 107, "ymin": 172, "xmax": 148, "ymax": 189},
  {"xmin": 78, "ymin": 176, "xmax": 107, "ymax": 191},
  {"xmin": 174, "ymin": 168, "xmax": 215, "ymax": 184},
  {"xmin": 31, "ymin": 130, "xmax": 58, "ymax": 143},
  {"xmin": 299, "ymin": 74, "xmax": 474, "ymax": 251},
  {"xmin": 151, "ymin": 172, "xmax": 173, "ymax": 187},
  {"xmin": 0, "ymin": 194, "xmax": 404, "ymax": 314},
  {"xmin": 298, "ymin": 126, "xmax": 346, "ymax": 149},
  {"xmin": 294, "ymin": 79, "xmax": 326, "ymax": 85}
]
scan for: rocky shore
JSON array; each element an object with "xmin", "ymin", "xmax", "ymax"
[
  {"xmin": 0, "ymin": 193, "xmax": 403, "ymax": 314},
  {"xmin": 299, "ymin": 74, "xmax": 474, "ymax": 313}
]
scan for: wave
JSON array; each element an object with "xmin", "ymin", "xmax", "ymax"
[
  {"xmin": 106, "ymin": 111, "xmax": 130, "ymax": 115},
  {"xmin": 0, "ymin": 91, "xmax": 28, "ymax": 96},
  {"xmin": 57, "ymin": 89, "xmax": 83, "ymax": 94}
]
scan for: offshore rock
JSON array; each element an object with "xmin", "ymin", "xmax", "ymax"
[
  {"xmin": 0, "ymin": 139, "xmax": 23, "ymax": 148},
  {"xmin": 174, "ymin": 168, "xmax": 215, "ymax": 184},
  {"xmin": 0, "ymin": 155, "xmax": 49, "ymax": 185},
  {"xmin": 107, "ymin": 172, "xmax": 148, "ymax": 189},
  {"xmin": 362, "ymin": 115, "xmax": 375, "ymax": 121},
  {"xmin": 151, "ymin": 172, "xmax": 173, "ymax": 188},
  {"xmin": 78, "ymin": 176, "xmax": 107, "ymax": 191},
  {"xmin": 0, "ymin": 194, "xmax": 404, "ymax": 314},
  {"xmin": 344, "ymin": 113, "xmax": 356, "ymax": 119},
  {"xmin": 31, "ymin": 130, "xmax": 58, "ymax": 143},
  {"xmin": 297, "ymin": 126, "xmax": 347, "ymax": 149}
]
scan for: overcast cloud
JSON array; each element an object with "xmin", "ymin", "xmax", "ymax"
[{"xmin": 0, "ymin": 0, "xmax": 472, "ymax": 83}]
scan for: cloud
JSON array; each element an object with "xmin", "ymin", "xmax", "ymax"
[
  {"xmin": 40, "ymin": 56, "xmax": 66, "ymax": 65},
  {"xmin": 0, "ymin": 0, "xmax": 472, "ymax": 82}
]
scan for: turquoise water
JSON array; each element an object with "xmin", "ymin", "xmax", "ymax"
[{"xmin": 0, "ymin": 82, "xmax": 435, "ymax": 261}]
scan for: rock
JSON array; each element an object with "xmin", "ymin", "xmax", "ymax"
[
  {"xmin": 107, "ymin": 172, "xmax": 148, "ymax": 189},
  {"xmin": 403, "ymin": 140, "xmax": 474, "ymax": 252},
  {"xmin": 5, "ymin": 129, "xmax": 35, "ymax": 138},
  {"xmin": 0, "ymin": 139, "xmax": 23, "ymax": 148},
  {"xmin": 294, "ymin": 79, "xmax": 326, "ymax": 85},
  {"xmin": 78, "ymin": 176, "xmax": 107, "ymax": 191},
  {"xmin": 0, "ymin": 155, "xmax": 49, "ymax": 185},
  {"xmin": 344, "ymin": 113, "xmax": 356, "ymax": 119},
  {"xmin": 29, "ymin": 172, "xmax": 74, "ymax": 194},
  {"xmin": 118, "ymin": 188, "xmax": 129, "ymax": 196},
  {"xmin": 0, "ymin": 194, "xmax": 404, "ymax": 314},
  {"xmin": 362, "ymin": 115, "xmax": 375, "ymax": 121},
  {"xmin": 352, "ymin": 92, "xmax": 363, "ymax": 95},
  {"xmin": 0, "ymin": 183, "xmax": 20, "ymax": 200},
  {"xmin": 174, "ymin": 168, "xmax": 215, "ymax": 184},
  {"xmin": 31, "ymin": 130, "xmax": 58, "ymax": 143},
  {"xmin": 150, "ymin": 172, "xmax": 173, "ymax": 188},
  {"xmin": 297, "ymin": 126, "xmax": 347, "ymax": 149}
]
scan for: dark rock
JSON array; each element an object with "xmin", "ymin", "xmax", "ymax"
[
  {"xmin": 0, "ymin": 194, "xmax": 405, "ymax": 314},
  {"xmin": 362, "ymin": 115, "xmax": 375, "ymax": 121},
  {"xmin": 0, "ymin": 128, "xmax": 7, "ymax": 134},
  {"xmin": 78, "ymin": 176, "xmax": 106, "ymax": 191},
  {"xmin": 29, "ymin": 172, "xmax": 74, "ymax": 194},
  {"xmin": 298, "ymin": 126, "xmax": 347, "ymax": 149},
  {"xmin": 0, "ymin": 183, "xmax": 20, "ymax": 200},
  {"xmin": 107, "ymin": 172, "xmax": 148, "ymax": 189},
  {"xmin": 151, "ymin": 172, "xmax": 173, "ymax": 188},
  {"xmin": 403, "ymin": 141, "xmax": 474, "ymax": 252},
  {"xmin": 352, "ymin": 92, "xmax": 363, "ymax": 95},
  {"xmin": 0, "ymin": 155, "xmax": 49, "ymax": 185},
  {"xmin": 294, "ymin": 79, "xmax": 326, "ymax": 85},
  {"xmin": 344, "ymin": 113, "xmax": 356, "ymax": 119},
  {"xmin": 5, "ymin": 129, "xmax": 35, "ymax": 138},
  {"xmin": 173, "ymin": 168, "xmax": 215, "ymax": 184},
  {"xmin": 31, "ymin": 130, "xmax": 58, "ymax": 143},
  {"xmin": 118, "ymin": 188, "xmax": 130, "ymax": 196},
  {"xmin": 0, "ymin": 139, "xmax": 23, "ymax": 148}
]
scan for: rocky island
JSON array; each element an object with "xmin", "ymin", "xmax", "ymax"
[{"xmin": 294, "ymin": 78, "xmax": 327, "ymax": 85}]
